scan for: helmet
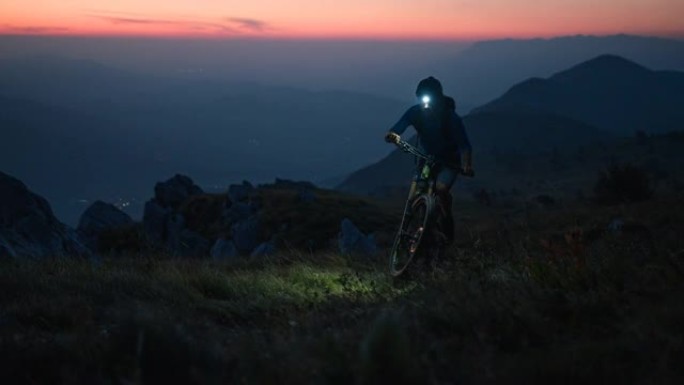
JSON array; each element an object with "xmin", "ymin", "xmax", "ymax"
[{"xmin": 415, "ymin": 76, "xmax": 443, "ymax": 97}]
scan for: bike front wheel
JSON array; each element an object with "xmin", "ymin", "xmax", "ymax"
[{"xmin": 388, "ymin": 194, "xmax": 433, "ymax": 277}]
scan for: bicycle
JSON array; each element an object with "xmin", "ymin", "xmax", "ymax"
[{"xmin": 388, "ymin": 139, "xmax": 474, "ymax": 278}]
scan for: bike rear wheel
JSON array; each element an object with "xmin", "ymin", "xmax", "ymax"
[{"xmin": 388, "ymin": 194, "xmax": 433, "ymax": 277}]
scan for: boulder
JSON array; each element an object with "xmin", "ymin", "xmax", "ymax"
[
  {"xmin": 338, "ymin": 218, "xmax": 377, "ymax": 256},
  {"xmin": 298, "ymin": 189, "xmax": 316, "ymax": 203},
  {"xmin": 154, "ymin": 174, "xmax": 203, "ymax": 209},
  {"xmin": 228, "ymin": 181, "xmax": 254, "ymax": 203},
  {"xmin": 77, "ymin": 200, "xmax": 133, "ymax": 248},
  {"xmin": 232, "ymin": 216, "xmax": 261, "ymax": 254},
  {"xmin": 0, "ymin": 235, "xmax": 16, "ymax": 258},
  {"xmin": 272, "ymin": 178, "xmax": 317, "ymax": 190},
  {"xmin": 211, "ymin": 238, "xmax": 239, "ymax": 261},
  {"xmin": 176, "ymin": 229, "xmax": 211, "ymax": 258},
  {"xmin": 0, "ymin": 171, "xmax": 91, "ymax": 258},
  {"xmin": 143, "ymin": 200, "xmax": 171, "ymax": 244},
  {"xmin": 251, "ymin": 241, "xmax": 276, "ymax": 257},
  {"xmin": 221, "ymin": 201, "xmax": 253, "ymax": 225},
  {"xmin": 608, "ymin": 218, "xmax": 625, "ymax": 233},
  {"xmin": 143, "ymin": 174, "xmax": 202, "ymax": 246},
  {"xmin": 165, "ymin": 213, "xmax": 186, "ymax": 251}
]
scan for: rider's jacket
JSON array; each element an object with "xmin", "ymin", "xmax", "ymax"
[{"xmin": 390, "ymin": 103, "xmax": 471, "ymax": 166}]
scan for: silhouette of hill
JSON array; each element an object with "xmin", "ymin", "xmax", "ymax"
[
  {"xmin": 438, "ymin": 35, "xmax": 684, "ymax": 110},
  {"xmin": 337, "ymin": 112, "xmax": 611, "ymax": 195},
  {"xmin": 337, "ymin": 55, "xmax": 684, "ymax": 195},
  {"xmin": 0, "ymin": 56, "xmax": 406, "ymax": 224},
  {"xmin": 473, "ymin": 55, "xmax": 684, "ymax": 135}
]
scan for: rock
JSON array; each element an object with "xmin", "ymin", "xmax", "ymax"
[
  {"xmin": 298, "ymin": 189, "xmax": 316, "ymax": 203},
  {"xmin": 608, "ymin": 218, "xmax": 625, "ymax": 233},
  {"xmin": 232, "ymin": 216, "xmax": 261, "ymax": 254},
  {"xmin": 77, "ymin": 201, "xmax": 133, "ymax": 249},
  {"xmin": 338, "ymin": 218, "xmax": 377, "ymax": 256},
  {"xmin": 154, "ymin": 174, "xmax": 203, "ymax": 209},
  {"xmin": 0, "ymin": 171, "xmax": 91, "ymax": 258},
  {"xmin": 251, "ymin": 241, "xmax": 276, "ymax": 257},
  {"xmin": 165, "ymin": 213, "xmax": 186, "ymax": 251},
  {"xmin": 210, "ymin": 238, "xmax": 238, "ymax": 260},
  {"xmin": 0, "ymin": 235, "xmax": 16, "ymax": 258},
  {"xmin": 272, "ymin": 178, "xmax": 317, "ymax": 190},
  {"xmin": 535, "ymin": 194, "xmax": 555, "ymax": 207},
  {"xmin": 176, "ymin": 229, "xmax": 211, "ymax": 258},
  {"xmin": 228, "ymin": 181, "xmax": 254, "ymax": 203},
  {"xmin": 221, "ymin": 202, "xmax": 253, "ymax": 225},
  {"xmin": 143, "ymin": 200, "xmax": 171, "ymax": 244}
]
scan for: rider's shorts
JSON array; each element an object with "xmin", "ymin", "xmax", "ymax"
[
  {"xmin": 435, "ymin": 166, "xmax": 459, "ymax": 189},
  {"xmin": 415, "ymin": 159, "xmax": 459, "ymax": 190}
]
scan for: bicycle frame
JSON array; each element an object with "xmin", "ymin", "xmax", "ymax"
[
  {"xmin": 389, "ymin": 140, "xmax": 448, "ymax": 276},
  {"xmin": 389, "ymin": 138, "xmax": 474, "ymax": 277}
]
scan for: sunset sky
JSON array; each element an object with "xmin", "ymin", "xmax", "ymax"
[{"xmin": 1, "ymin": 0, "xmax": 683, "ymax": 40}]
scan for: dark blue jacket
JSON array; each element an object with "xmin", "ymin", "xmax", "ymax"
[{"xmin": 390, "ymin": 103, "xmax": 471, "ymax": 165}]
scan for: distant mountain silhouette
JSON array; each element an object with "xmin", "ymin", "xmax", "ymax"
[
  {"xmin": 337, "ymin": 54, "xmax": 684, "ymax": 195},
  {"xmin": 0, "ymin": 56, "xmax": 407, "ymax": 224},
  {"xmin": 472, "ymin": 55, "xmax": 684, "ymax": 135},
  {"xmin": 437, "ymin": 35, "xmax": 684, "ymax": 110}
]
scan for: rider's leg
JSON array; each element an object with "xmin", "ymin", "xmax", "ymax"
[
  {"xmin": 435, "ymin": 168, "xmax": 458, "ymax": 243},
  {"xmin": 411, "ymin": 158, "xmax": 426, "ymax": 198}
]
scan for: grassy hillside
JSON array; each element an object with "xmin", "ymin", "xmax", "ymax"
[
  {"xmin": 338, "ymin": 128, "xmax": 684, "ymax": 200},
  {"xmin": 2, "ymin": 193, "xmax": 683, "ymax": 384}
]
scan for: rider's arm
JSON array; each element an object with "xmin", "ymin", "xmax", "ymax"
[
  {"xmin": 385, "ymin": 107, "xmax": 416, "ymax": 143},
  {"xmin": 390, "ymin": 107, "xmax": 417, "ymax": 134},
  {"xmin": 452, "ymin": 113, "xmax": 473, "ymax": 170}
]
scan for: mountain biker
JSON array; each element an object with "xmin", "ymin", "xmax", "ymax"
[{"xmin": 384, "ymin": 76, "xmax": 473, "ymax": 244}]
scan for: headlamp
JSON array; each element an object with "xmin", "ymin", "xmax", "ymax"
[{"xmin": 421, "ymin": 95, "xmax": 431, "ymax": 109}]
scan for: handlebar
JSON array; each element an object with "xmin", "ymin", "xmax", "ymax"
[{"xmin": 393, "ymin": 139, "xmax": 474, "ymax": 177}]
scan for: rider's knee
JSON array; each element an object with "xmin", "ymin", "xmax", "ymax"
[{"xmin": 435, "ymin": 182, "xmax": 450, "ymax": 194}]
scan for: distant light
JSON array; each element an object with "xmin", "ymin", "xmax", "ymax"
[{"xmin": 422, "ymin": 95, "xmax": 431, "ymax": 108}]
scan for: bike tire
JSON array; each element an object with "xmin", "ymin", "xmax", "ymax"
[{"xmin": 388, "ymin": 194, "xmax": 434, "ymax": 277}]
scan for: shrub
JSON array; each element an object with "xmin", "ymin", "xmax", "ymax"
[{"xmin": 594, "ymin": 164, "xmax": 653, "ymax": 205}]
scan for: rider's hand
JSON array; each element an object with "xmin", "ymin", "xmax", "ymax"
[{"xmin": 385, "ymin": 132, "xmax": 400, "ymax": 144}]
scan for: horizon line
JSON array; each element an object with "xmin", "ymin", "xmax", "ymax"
[{"xmin": 0, "ymin": 31, "xmax": 683, "ymax": 43}]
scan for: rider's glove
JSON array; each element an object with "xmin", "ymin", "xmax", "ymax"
[{"xmin": 385, "ymin": 132, "xmax": 400, "ymax": 144}]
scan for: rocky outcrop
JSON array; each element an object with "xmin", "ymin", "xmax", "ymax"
[
  {"xmin": 228, "ymin": 181, "xmax": 254, "ymax": 203},
  {"xmin": 272, "ymin": 178, "xmax": 317, "ymax": 190},
  {"xmin": 210, "ymin": 238, "xmax": 238, "ymax": 261},
  {"xmin": 154, "ymin": 174, "xmax": 203, "ymax": 209},
  {"xmin": 142, "ymin": 174, "xmax": 209, "ymax": 256},
  {"xmin": 338, "ymin": 218, "xmax": 377, "ymax": 256},
  {"xmin": 251, "ymin": 241, "xmax": 276, "ymax": 257},
  {"xmin": 0, "ymin": 234, "xmax": 16, "ymax": 258},
  {"xmin": 232, "ymin": 216, "xmax": 261, "ymax": 254},
  {"xmin": 298, "ymin": 189, "xmax": 316, "ymax": 203},
  {"xmin": 143, "ymin": 200, "xmax": 171, "ymax": 245},
  {"xmin": 77, "ymin": 200, "xmax": 133, "ymax": 249},
  {"xmin": 0, "ymin": 171, "xmax": 90, "ymax": 258}
]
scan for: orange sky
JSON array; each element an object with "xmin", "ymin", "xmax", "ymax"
[{"xmin": 1, "ymin": 0, "xmax": 682, "ymax": 40}]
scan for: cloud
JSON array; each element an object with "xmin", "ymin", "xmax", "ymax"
[
  {"xmin": 226, "ymin": 17, "xmax": 268, "ymax": 32},
  {"xmin": 2, "ymin": 25, "xmax": 70, "ymax": 33},
  {"xmin": 85, "ymin": 12, "xmax": 272, "ymax": 35},
  {"xmin": 88, "ymin": 14, "xmax": 238, "ymax": 33}
]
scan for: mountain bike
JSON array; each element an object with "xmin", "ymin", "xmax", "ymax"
[{"xmin": 388, "ymin": 139, "xmax": 473, "ymax": 278}]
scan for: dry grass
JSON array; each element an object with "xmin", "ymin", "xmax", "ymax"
[{"xmin": 1, "ymin": 197, "xmax": 683, "ymax": 384}]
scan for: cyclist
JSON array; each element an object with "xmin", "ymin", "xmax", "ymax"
[{"xmin": 385, "ymin": 76, "xmax": 473, "ymax": 244}]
